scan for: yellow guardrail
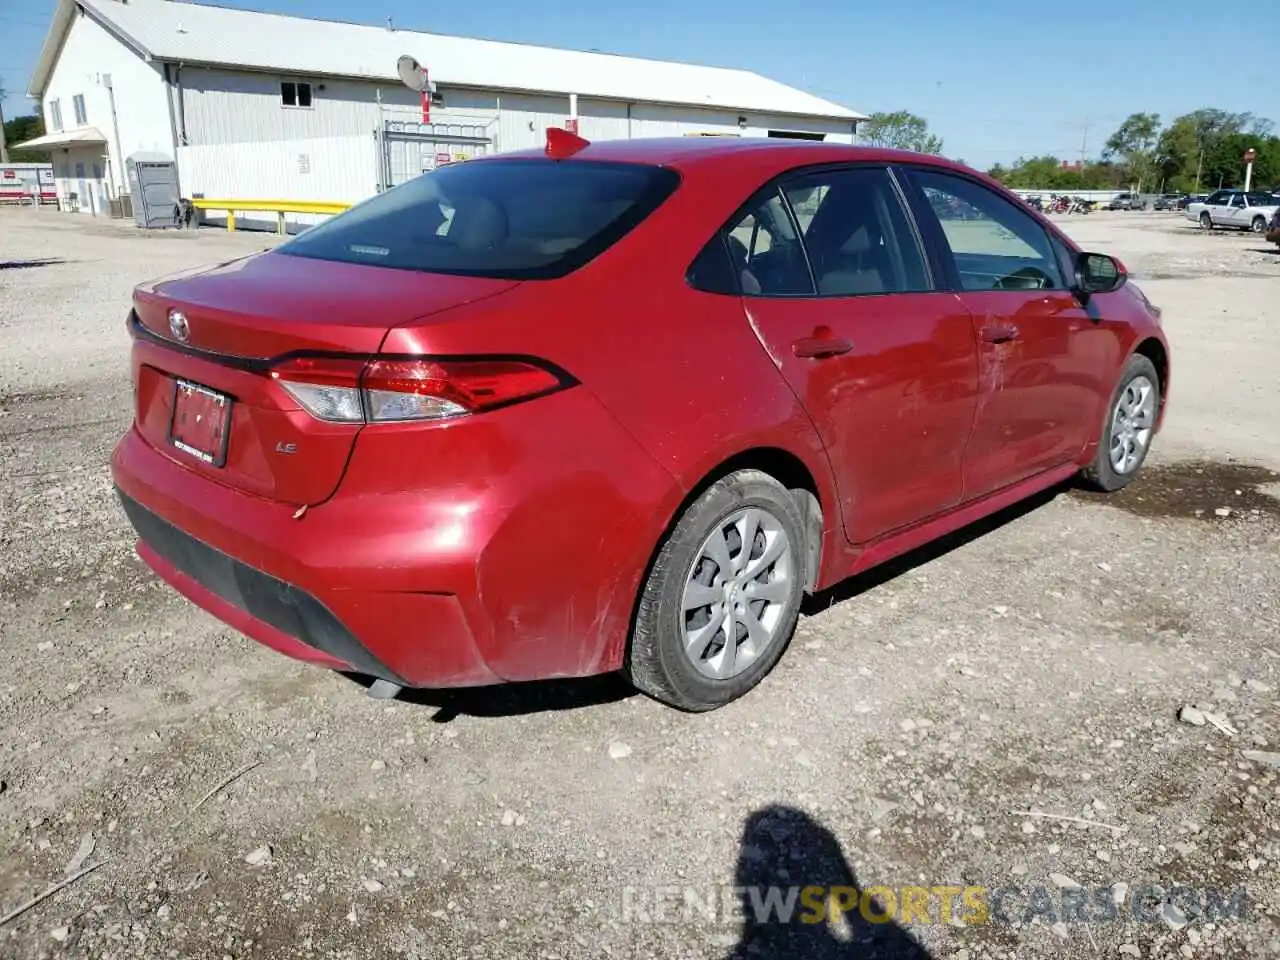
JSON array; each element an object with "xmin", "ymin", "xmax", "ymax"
[{"xmin": 189, "ymin": 198, "xmax": 353, "ymax": 234}]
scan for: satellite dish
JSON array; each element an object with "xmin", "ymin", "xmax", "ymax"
[{"xmin": 396, "ymin": 54, "xmax": 426, "ymax": 92}]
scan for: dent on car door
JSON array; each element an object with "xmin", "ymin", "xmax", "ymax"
[
  {"xmin": 729, "ymin": 166, "xmax": 979, "ymax": 543},
  {"xmin": 901, "ymin": 166, "xmax": 1104, "ymax": 501}
]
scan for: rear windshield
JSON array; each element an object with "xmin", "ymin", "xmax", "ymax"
[{"xmin": 277, "ymin": 158, "xmax": 679, "ymax": 280}]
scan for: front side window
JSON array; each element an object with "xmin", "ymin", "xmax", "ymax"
[
  {"xmin": 780, "ymin": 167, "xmax": 930, "ymax": 296},
  {"xmin": 909, "ymin": 169, "xmax": 1065, "ymax": 291},
  {"xmin": 279, "ymin": 158, "xmax": 679, "ymax": 279}
]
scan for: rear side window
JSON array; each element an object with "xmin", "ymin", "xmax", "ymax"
[
  {"xmin": 724, "ymin": 191, "xmax": 812, "ymax": 296},
  {"xmin": 279, "ymin": 159, "xmax": 679, "ymax": 280},
  {"xmin": 780, "ymin": 167, "xmax": 931, "ymax": 296}
]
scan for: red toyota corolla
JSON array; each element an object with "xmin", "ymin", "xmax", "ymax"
[{"xmin": 111, "ymin": 133, "xmax": 1170, "ymax": 711}]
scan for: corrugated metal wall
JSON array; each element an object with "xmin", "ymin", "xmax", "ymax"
[
  {"xmin": 178, "ymin": 134, "xmax": 378, "ymax": 203},
  {"xmin": 174, "ymin": 66, "xmax": 855, "ymax": 222}
]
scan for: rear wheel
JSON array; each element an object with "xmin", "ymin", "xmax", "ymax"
[
  {"xmin": 1200, "ymin": 212, "xmax": 1213, "ymax": 230},
  {"xmin": 1252, "ymin": 215, "xmax": 1267, "ymax": 234},
  {"xmin": 1082, "ymin": 354, "xmax": 1161, "ymax": 492},
  {"xmin": 625, "ymin": 470, "xmax": 805, "ymax": 711}
]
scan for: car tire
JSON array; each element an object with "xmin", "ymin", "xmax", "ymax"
[
  {"xmin": 625, "ymin": 470, "xmax": 806, "ymax": 712},
  {"xmin": 1199, "ymin": 212, "xmax": 1213, "ymax": 230},
  {"xmin": 1081, "ymin": 354, "xmax": 1161, "ymax": 493},
  {"xmin": 1252, "ymin": 216, "xmax": 1267, "ymax": 234}
]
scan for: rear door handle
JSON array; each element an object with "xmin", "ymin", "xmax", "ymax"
[
  {"xmin": 792, "ymin": 335, "xmax": 854, "ymax": 359},
  {"xmin": 980, "ymin": 322, "xmax": 1019, "ymax": 344}
]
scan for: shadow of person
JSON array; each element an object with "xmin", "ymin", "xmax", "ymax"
[{"xmin": 728, "ymin": 806, "xmax": 933, "ymax": 960}]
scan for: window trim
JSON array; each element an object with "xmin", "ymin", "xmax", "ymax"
[
  {"xmin": 280, "ymin": 79, "xmax": 314, "ymax": 109},
  {"xmin": 49, "ymin": 99, "xmax": 63, "ymax": 132},
  {"xmin": 72, "ymin": 93, "xmax": 87, "ymax": 126},
  {"xmin": 895, "ymin": 164, "xmax": 1072, "ymax": 294},
  {"xmin": 685, "ymin": 160, "xmax": 940, "ymax": 300}
]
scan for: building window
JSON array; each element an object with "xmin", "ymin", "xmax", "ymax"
[
  {"xmin": 49, "ymin": 99, "xmax": 63, "ymax": 131},
  {"xmin": 280, "ymin": 80, "xmax": 313, "ymax": 108},
  {"xmin": 73, "ymin": 94, "xmax": 87, "ymax": 125}
]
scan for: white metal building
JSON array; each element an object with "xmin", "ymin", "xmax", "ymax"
[{"xmin": 22, "ymin": 0, "xmax": 864, "ymax": 220}]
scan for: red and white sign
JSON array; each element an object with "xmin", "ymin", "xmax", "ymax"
[
  {"xmin": 565, "ymin": 117, "xmax": 579, "ymax": 135},
  {"xmin": 2, "ymin": 170, "xmax": 15, "ymax": 179},
  {"xmin": 419, "ymin": 66, "xmax": 431, "ymax": 123}
]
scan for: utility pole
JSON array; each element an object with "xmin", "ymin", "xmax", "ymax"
[{"xmin": 1079, "ymin": 118, "xmax": 1090, "ymax": 169}]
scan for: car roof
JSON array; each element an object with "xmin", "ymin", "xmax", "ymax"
[{"xmin": 492, "ymin": 134, "xmax": 967, "ymax": 174}]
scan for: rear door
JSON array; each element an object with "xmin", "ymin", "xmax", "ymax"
[
  {"xmin": 900, "ymin": 166, "xmax": 1102, "ymax": 501},
  {"xmin": 730, "ymin": 165, "xmax": 979, "ymax": 543}
]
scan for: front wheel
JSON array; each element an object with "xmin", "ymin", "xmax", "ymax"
[
  {"xmin": 625, "ymin": 470, "xmax": 806, "ymax": 712},
  {"xmin": 1200, "ymin": 212, "xmax": 1213, "ymax": 230},
  {"xmin": 1082, "ymin": 354, "xmax": 1161, "ymax": 492}
]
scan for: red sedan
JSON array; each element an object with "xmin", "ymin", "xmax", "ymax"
[{"xmin": 111, "ymin": 133, "xmax": 1170, "ymax": 712}]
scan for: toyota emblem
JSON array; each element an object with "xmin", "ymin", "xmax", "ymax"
[{"xmin": 168, "ymin": 310, "xmax": 190, "ymax": 342}]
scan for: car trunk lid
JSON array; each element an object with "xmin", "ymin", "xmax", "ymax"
[{"xmin": 130, "ymin": 251, "xmax": 519, "ymax": 505}]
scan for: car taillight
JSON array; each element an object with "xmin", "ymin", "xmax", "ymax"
[{"xmin": 270, "ymin": 355, "xmax": 568, "ymax": 423}]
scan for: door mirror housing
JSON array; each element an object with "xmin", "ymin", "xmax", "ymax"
[{"xmin": 1075, "ymin": 251, "xmax": 1126, "ymax": 296}]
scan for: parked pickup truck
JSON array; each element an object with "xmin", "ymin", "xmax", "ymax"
[{"xmin": 1184, "ymin": 189, "xmax": 1280, "ymax": 233}]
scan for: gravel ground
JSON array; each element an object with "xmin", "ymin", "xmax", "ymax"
[{"xmin": 1, "ymin": 208, "xmax": 1278, "ymax": 960}]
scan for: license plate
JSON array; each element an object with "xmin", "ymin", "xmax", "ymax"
[{"xmin": 169, "ymin": 378, "xmax": 232, "ymax": 467}]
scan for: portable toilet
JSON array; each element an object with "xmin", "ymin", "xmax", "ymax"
[{"xmin": 125, "ymin": 152, "xmax": 180, "ymax": 228}]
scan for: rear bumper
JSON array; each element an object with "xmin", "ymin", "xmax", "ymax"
[
  {"xmin": 112, "ymin": 439, "xmax": 498, "ymax": 686},
  {"xmin": 110, "ymin": 386, "xmax": 680, "ymax": 688},
  {"xmin": 119, "ymin": 490, "xmax": 421, "ymax": 683}
]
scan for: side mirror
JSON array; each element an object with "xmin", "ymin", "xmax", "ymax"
[{"xmin": 1075, "ymin": 251, "xmax": 1126, "ymax": 297}]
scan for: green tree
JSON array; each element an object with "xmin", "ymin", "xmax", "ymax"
[
  {"xmin": 1103, "ymin": 113, "xmax": 1162, "ymax": 191},
  {"xmin": 986, "ymin": 156, "xmax": 1125, "ymax": 190},
  {"xmin": 3, "ymin": 114, "xmax": 50, "ymax": 162},
  {"xmin": 859, "ymin": 111, "xmax": 943, "ymax": 154},
  {"xmin": 1200, "ymin": 132, "xmax": 1280, "ymax": 190},
  {"xmin": 1157, "ymin": 109, "xmax": 1273, "ymax": 191}
]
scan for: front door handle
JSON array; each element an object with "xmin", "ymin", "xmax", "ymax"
[
  {"xmin": 793, "ymin": 328, "xmax": 854, "ymax": 359},
  {"xmin": 980, "ymin": 322, "xmax": 1019, "ymax": 344}
]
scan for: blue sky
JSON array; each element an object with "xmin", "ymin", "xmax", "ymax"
[{"xmin": 1, "ymin": 0, "xmax": 1270, "ymax": 168}]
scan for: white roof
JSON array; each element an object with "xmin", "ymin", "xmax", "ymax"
[
  {"xmin": 12, "ymin": 126, "xmax": 108, "ymax": 150},
  {"xmin": 31, "ymin": 0, "xmax": 862, "ymax": 121}
]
